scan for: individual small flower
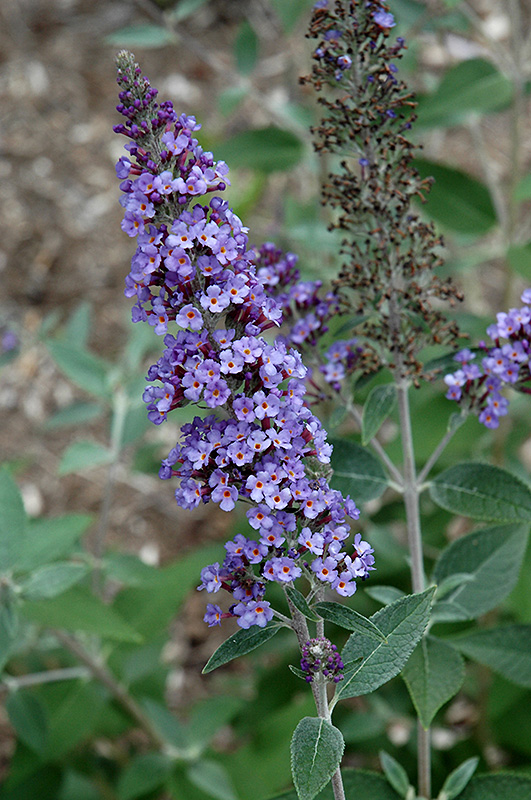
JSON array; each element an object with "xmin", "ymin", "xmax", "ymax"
[
  {"xmin": 233, "ymin": 600, "xmax": 274, "ymax": 629},
  {"xmin": 204, "ymin": 603, "xmax": 224, "ymax": 627},
  {"xmin": 373, "ymin": 9, "xmax": 396, "ymax": 28}
]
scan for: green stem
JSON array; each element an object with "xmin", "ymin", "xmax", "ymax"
[
  {"xmin": 284, "ymin": 592, "xmax": 346, "ymax": 800},
  {"xmin": 395, "ymin": 380, "xmax": 430, "ymax": 798}
]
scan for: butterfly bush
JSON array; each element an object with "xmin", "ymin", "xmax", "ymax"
[
  {"xmin": 444, "ymin": 290, "xmax": 531, "ymax": 428},
  {"xmin": 114, "ymin": 52, "xmax": 374, "ymax": 631}
]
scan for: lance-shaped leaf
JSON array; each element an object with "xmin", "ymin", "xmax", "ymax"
[
  {"xmin": 430, "ymin": 463, "xmax": 531, "ymax": 522},
  {"xmin": 402, "ymin": 636, "xmax": 465, "ymax": 729},
  {"xmin": 379, "ymin": 750, "xmax": 411, "ymax": 798},
  {"xmin": 330, "ymin": 439, "xmax": 389, "ymax": 503},
  {"xmin": 336, "ymin": 587, "xmax": 435, "ymax": 701},
  {"xmin": 285, "ymin": 586, "xmax": 319, "ymax": 621},
  {"xmin": 203, "ymin": 623, "xmax": 282, "ymax": 674},
  {"xmin": 47, "ymin": 340, "xmax": 111, "ymax": 398},
  {"xmin": 20, "ymin": 562, "xmax": 89, "ymax": 600},
  {"xmin": 0, "ymin": 468, "xmax": 27, "ymax": 572},
  {"xmin": 415, "ymin": 58, "xmax": 513, "ymax": 129},
  {"xmin": 362, "ymin": 384, "xmax": 397, "ymax": 445},
  {"xmin": 439, "ymin": 757, "xmax": 479, "ymax": 800},
  {"xmin": 16, "ymin": 513, "xmax": 92, "ymax": 572},
  {"xmin": 290, "ymin": 717, "xmax": 344, "ymax": 800},
  {"xmin": 432, "ymin": 524, "xmax": 529, "ymax": 620},
  {"xmin": 6, "ymin": 692, "xmax": 48, "ymax": 753},
  {"xmin": 314, "ymin": 602, "xmax": 387, "ymax": 643},
  {"xmin": 452, "ymin": 625, "xmax": 531, "ymax": 688}
]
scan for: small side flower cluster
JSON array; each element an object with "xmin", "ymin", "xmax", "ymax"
[
  {"xmin": 300, "ymin": 637, "xmax": 344, "ymax": 683},
  {"xmin": 444, "ymin": 290, "xmax": 531, "ymax": 428},
  {"xmin": 114, "ymin": 52, "xmax": 375, "ymax": 630},
  {"xmin": 253, "ymin": 242, "xmax": 371, "ymax": 397}
]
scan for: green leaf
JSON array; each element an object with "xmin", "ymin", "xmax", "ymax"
[
  {"xmin": 514, "ymin": 173, "xmax": 531, "ymax": 202},
  {"xmin": 285, "ymin": 586, "xmax": 319, "ymax": 621},
  {"xmin": 362, "ymin": 385, "xmax": 397, "ymax": 445},
  {"xmin": 187, "ymin": 759, "xmax": 238, "ymax": 800},
  {"xmin": 65, "ymin": 302, "xmax": 91, "ymax": 349},
  {"xmin": 203, "ymin": 623, "xmax": 282, "ymax": 673},
  {"xmin": 432, "ymin": 524, "xmax": 529, "ymax": 620},
  {"xmin": 59, "ymin": 771, "xmax": 101, "ymax": 800},
  {"xmin": 215, "ymin": 127, "xmax": 304, "ymax": 173},
  {"xmin": 314, "ymin": 602, "xmax": 387, "ymax": 643},
  {"xmin": 402, "ymin": 636, "xmax": 465, "ymax": 729},
  {"xmin": 249, "ymin": 767, "xmax": 408, "ymax": 799},
  {"xmin": 430, "ymin": 463, "xmax": 531, "ymax": 522},
  {"xmin": 218, "ymin": 86, "xmax": 249, "ymax": 116},
  {"xmin": 379, "ymin": 750, "xmax": 410, "ymax": 797},
  {"xmin": 188, "ymin": 695, "xmax": 245, "ymax": 750},
  {"xmin": 46, "ymin": 340, "xmax": 111, "ymax": 397},
  {"xmin": 290, "ymin": 717, "xmax": 344, "ymax": 800},
  {"xmin": 104, "ymin": 553, "xmax": 157, "ymax": 587},
  {"xmin": 106, "ymin": 24, "xmax": 175, "ymax": 49},
  {"xmin": 58, "ymin": 440, "xmax": 114, "ymax": 475},
  {"xmin": 435, "ymin": 572, "xmax": 475, "ymax": 601},
  {"xmin": 439, "ymin": 757, "xmax": 479, "ymax": 800},
  {"xmin": 269, "ymin": 0, "xmax": 310, "ymax": 32},
  {"xmin": 43, "ymin": 401, "xmax": 104, "ymax": 430},
  {"xmin": 19, "ymin": 563, "xmax": 88, "ymax": 600},
  {"xmin": 457, "ymin": 774, "xmax": 531, "ymax": 800},
  {"xmin": 117, "ymin": 752, "xmax": 173, "ymax": 800},
  {"xmin": 413, "ymin": 159, "xmax": 497, "ymax": 235},
  {"xmin": 336, "ymin": 588, "xmax": 435, "ymax": 701},
  {"xmin": 330, "ymin": 439, "xmax": 389, "ymax": 503},
  {"xmin": 364, "ymin": 586, "xmax": 406, "ymax": 606},
  {"xmin": 6, "ymin": 692, "xmax": 48, "ymax": 753},
  {"xmin": 141, "ymin": 698, "xmax": 189, "ymax": 751},
  {"xmin": 416, "ymin": 59, "xmax": 512, "ymax": 128},
  {"xmin": 21, "ymin": 587, "xmax": 142, "ymax": 643},
  {"xmin": 234, "ymin": 20, "xmax": 258, "ymax": 76},
  {"xmin": 0, "ymin": 467, "xmax": 27, "ymax": 572},
  {"xmin": 16, "ymin": 513, "xmax": 92, "ymax": 572},
  {"xmin": 507, "ymin": 242, "xmax": 531, "ymax": 280},
  {"xmin": 170, "ymin": 0, "xmax": 209, "ymax": 22},
  {"xmin": 0, "ymin": 599, "xmax": 19, "ymax": 672},
  {"xmin": 452, "ymin": 625, "xmax": 531, "ymax": 688}
]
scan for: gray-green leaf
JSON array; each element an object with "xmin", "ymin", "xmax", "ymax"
[
  {"xmin": 20, "ymin": 562, "xmax": 88, "ymax": 599},
  {"xmin": 202, "ymin": 623, "xmax": 282, "ymax": 673},
  {"xmin": 457, "ymin": 774, "xmax": 531, "ymax": 800},
  {"xmin": 452, "ymin": 625, "xmax": 531, "ymax": 688},
  {"xmin": 402, "ymin": 636, "xmax": 465, "ymax": 729},
  {"xmin": 117, "ymin": 752, "xmax": 173, "ymax": 800},
  {"xmin": 336, "ymin": 588, "xmax": 435, "ymax": 701},
  {"xmin": 362, "ymin": 384, "xmax": 397, "ymax": 445},
  {"xmin": 330, "ymin": 439, "xmax": 389, "ymax": 503},
  {"xmin": 6, "ymin": 692, "xmax": 48, "ymax": 753},
  {"xmin": 439, "ymin": 757, "xmax": 479, "ymax": 800},
  {"xmin": 0, "ymin": 468, "xmax": 27, "ymax": 572},
  {"xmin": 379, "ymin": 750, "xmax": 411, "ymax": 797},
  {"xmin": 291, "ymin": 717, "xmax": 344, "ymax": 800},
  {"xmin": 187, "ymin": 759, "xmax": 238, "ymax": 800},
  {"xmin": 432, "ymin": 524, "xmax": 529, "ymax": 620},
  {"xmin": 58, "ymin": 440, "xmax": 114, "ymax": 475},
  {"xmin": 314, "ymin": 602, "xmax": 387, "ymax": 643},
  {"xmin": 430, "ymin": 464, "xmax": 531, "ymax": 522}
]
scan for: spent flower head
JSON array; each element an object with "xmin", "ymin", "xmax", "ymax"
[{"xmin": 300, "ymin": 0, "xmax": 464, "ymax": 383}]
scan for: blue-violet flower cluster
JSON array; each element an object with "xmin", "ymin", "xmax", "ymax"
[
  {"xmin": 445, "ymin": 290, "xmax": 531, "ymax": 428},
  {"xmin": 300, "ymin": 637, "xmax": 344, "ymax": 684},
  {"xmin": 114, "ymin": 52, "xmax": 374, "ymax": 631}
]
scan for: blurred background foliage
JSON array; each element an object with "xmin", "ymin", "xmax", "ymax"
[{"xmin": 1, "ymin": 0, "xmax": 531, "ymax": 798}]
